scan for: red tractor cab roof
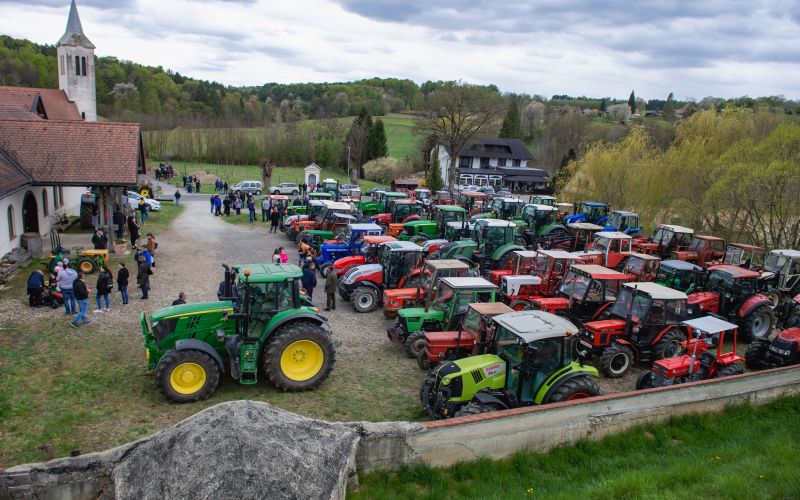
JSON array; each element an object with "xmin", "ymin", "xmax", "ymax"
[
  {"xmin": 469, "ymin": 301, "xmax": 515, "ymax": 316},
  {"xmin": 363, "ymin": 235, "xmax": 397, "ymax": 245},
  {"xmin": 461, "ymin": 191, "xmax": 487, "ymax": 199},
  {"xmin": 625, "ymin": 252, "xmax": 661, "ymax": 261},
  {"xmin": 707, "ymin": 264, "xmax": 761, "ymax": 279},
  {"xmin": 694, "ymin": 235, "xmax": 725, "ymax": 242},
  {"xmin": 538, "ymin": 249, "xmax": 575, "ymax": 260},
  {"xmin": 571, "ymin": 264, "xmax": 631, "ymax": 281}
]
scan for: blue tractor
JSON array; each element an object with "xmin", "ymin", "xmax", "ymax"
[
  {"xmin": 603, "ymin": 210, "xmax": 642, "ymax": 235},
  {"xmin": 316, "ymin": 223, "xmax": 384, "ymax": 271},
  {"xmin": 564, "ymin": 201, "xmax": 609, "ymax": 225}
]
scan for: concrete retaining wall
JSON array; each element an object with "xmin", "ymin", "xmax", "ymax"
[{"xmin": 356, "ymin": 365, "xmax": 800, "ymax": 471}]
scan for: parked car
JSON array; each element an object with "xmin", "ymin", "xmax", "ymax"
[
  {"xmin": 232, "ymin": 180, "xmax": 263, "ymax": 195},
  {"xmin": 366, "ymin": 187, "xmax": 390, "ymax": 198},
  {"xmin": 340, "ymin": 184, "xmax": 359, "ymax": 196},
  {"xmin": 126, "ymin": 191, "xmax": 161, "ymax": 211},
  {"xmin": 495, "ymin": 189, "xmax": 512, "ymax": 197},
  {"xmin": 271, "ymin": 182, "xmax": 299, "ymax": 195},
  {"xmin": 477, "ymin": 186, "xmax": 496, "ymax": 198}
]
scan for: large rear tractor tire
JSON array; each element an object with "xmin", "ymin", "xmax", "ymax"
[
  {"xmin": 741, "ymin": 305, "xmax": 773, "ymax": 342},
  {"xmin": 714, "ymin": 363, "xmax": 745, "ymax": 378},
  {"xmin": 263, "ymin": 321, "xmax": 336, "ymax": 391},
  {"xmin": 546, "ymin": 376, "xmax": 601, "ymax": 403},
  {"xmin": 454, "ymin": 402, "xmax": 500, "ymax": 418},
  {"xmin": 404, "ymin": 331, "xmax": 427, "ymax": 359},
  {"xmin": 155, "ymin": 349, "xmax": 220, "ymax": 403},
  {"xmin": 745, "ymin": 339, "xmax": 771, "ymax": 370},
  {"xmin": 636, "ymin": 370, "xmax": 656, "ymax": 390},
  {"xmin": 652, "ymin": 329, "xmax": 686, "ymax": 360},
  {"xmin": 599, "ymin": 344, "xmax": 634, "ymax": 378},
  {"xmin": 416, "ymin": 346, "xmax": 432, "ymax": 370},
  {"xmin": 514, "ymin": 235, "xmax": 528, "ymax": 248},
  {"xmin": 319, "ymin": 264, "xmax": 332, "ymax": 278},
  {"xmin": 350, "ymin": 287, "xmax": 379, "ymax": 313}
]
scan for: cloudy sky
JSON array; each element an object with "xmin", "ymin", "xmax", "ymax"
[{"xmin": 1, "ymin": 0, "xmax": 798, "ymax": 99}]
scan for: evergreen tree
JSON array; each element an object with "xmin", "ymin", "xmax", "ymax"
[
  {"xmin": 426, "ymin": 147, "xmax": 444, "ymax": 193},
  {"xmin": 663, "ymin": 92, "xmax": 676, "ymax": 121},
  {"xmin": 343, "ymin": 107, "xmax": 373, "ymax": 179},
  {"xmin": 599, "ymin": 98, "xmax": 607, "ymax": 113},
  {"xmin": 628, "ymin": 90, "xmax": 636, "ymax": 114},
  {"xmin": 499, "ymin": 96, "xmax": 523, "ymax": 139},
  {"xmin": 367, "ymin": 118, "xmax": 388, "ymax": 160}
]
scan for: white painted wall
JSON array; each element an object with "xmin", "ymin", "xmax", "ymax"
[
  {"xmin": 435, "ymin": 146, "xmax": 530, "ymax": 188},
  {"xmin": 57, "ymin": 44, "xmax": 96, "ymax": 121},
  {"xmin": 0, "ymin": 186, "xmax": 81, "ymax": 257}
]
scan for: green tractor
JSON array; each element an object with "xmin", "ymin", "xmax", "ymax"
[
  {"xmin": 420, "ymin": 310, "xmax": 601, "ymax": 419},
  {"xmin": 142, "ymin": 263, "xmax": 335, "ymax": 403},
  {"xmin": 319, "ymin": 178, "xmax": 340, "ymax": 200},
  {"xmin": 358, "ymin": 191, "xmax": 408, "ymax": 218},
  {"xmin": 431, "ymin": 219, "xmax": 525, "ymax": 271},
  {"xmin": 470, "ymin": 197, "xmax": 526, "ymax": 223},
  {"xmin": 513, "ymin": 204, "xmax": 567, "ymax": 248},
  {"xmin": 388, "ymin": 276, "xmax": 497, "ymax": 358},
  {"xmin": 397, "ymin": 204, "xmax": 466, "ymax": 242}
]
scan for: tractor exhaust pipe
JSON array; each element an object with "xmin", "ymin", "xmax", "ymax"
[{"xmin": 222, "ymin": 264, "xmax": 234, "ymax": 299}]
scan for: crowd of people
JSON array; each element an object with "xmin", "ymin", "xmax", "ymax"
[
  {"xmin": 209, "ymin": 191, "xmax": 257, "ymax": 222},
  {"xmin": 154, "ymin": 163, "xmax": 176, "ymax": 182}
]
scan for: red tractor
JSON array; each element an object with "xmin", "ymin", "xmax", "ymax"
[
  {"xmin": 326, "ymin": 235, "xmax": 397, "ymax": 277},
  {"xmin": 746, "ymin": 294, "xmax": 800, "ymax": 370},
  {"xmin": 615, "ymin": 252, "xmax": 661, "ymax": 282},
  {"xmin": 382, "ymin": 259, "xmax": 471, "ymax": 318},
  {"xmin": 636, "ymin": 316, "xmax": 745, "ymax": 389},
  {"xmin": 687, "ymin": 264, "xmax": 774, "ymax": 341},
  {"xmin": 337, "ymin": 241, "xmax": 425, "ymax": 313},
  {"xmin": 634, "ymin": 224, "xmax": 694, "ymax": 259},
  {"xmin": 539, "ymin": 222, "xmax": 604, "ymax": 252},
  {"xmin": 497, "ymin": 250, "xmax": 583, "ymax": 309},
  {"xmin": 487, "ymin": 250, "xmax": 539, "ymax": 285},
  {"xmin": 417, "ymin": 302, "xmax": 514, "ymax": 370},
  {"xmin": 671, "ymin": 235, "xmax": 726, "ymax": 267},
  {"xmin": 571, "ymin": 231, "xmax": 633, "ymax": 269},
  {"xmin": 369, "ymin": 199, "xmax": 425, "ymax": 236},
  {"xmin": 578, "ymin": 282, "xmax": 690, "ymax": 377},
  {"xmin": 716, "ymin": 242, "xmax": 766, "ymax": 271},
  {"xmin": 529, "ymin": 264, "xmax": 632, "ymax": 325}
]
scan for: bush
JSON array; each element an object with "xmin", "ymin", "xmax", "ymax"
[{"xmin": 363, "ymin": 157, "xmax": 415, "ymax": 183}]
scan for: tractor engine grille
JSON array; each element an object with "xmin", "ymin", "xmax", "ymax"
[{"xmin": 470, "ymin": 369, "xmax": 484, "ymax": 384}]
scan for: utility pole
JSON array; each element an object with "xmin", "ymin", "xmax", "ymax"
[{"xmin": 347, "ymin": 146, "xmax": 352, "ymax": 182}]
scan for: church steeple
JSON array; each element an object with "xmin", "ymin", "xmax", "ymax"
[
  {"xmin": 57, "ymin": 0, "xmax": 96, "ymax": 120},
  {"xmin": 58, "ymin": 0, "xmax": 95, "ymax": 48}
]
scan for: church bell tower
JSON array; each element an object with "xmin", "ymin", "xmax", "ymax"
[{"xmin": 56, "ymin": 0, "xmax": 96, "ymax": 121}]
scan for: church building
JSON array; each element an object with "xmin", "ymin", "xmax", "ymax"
[{"xmin": 0, "ymin": 1, "xmax": 145, "ymax": 257}]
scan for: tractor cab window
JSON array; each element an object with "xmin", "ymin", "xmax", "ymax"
[
  {"xmin": 433, "ymin": 283, "xmax": 456, "ymax": 310},
  {"xmin": 586, "ymin": 280, "xmax": 605, "ymax": 302},
  {"xmin": 482, "ymin": 227, "xmax": 508, "ymax": 255},
  {"xmin": 724, "ymin": 246, "xmax": 743, "ymax": 266},
  {"xmin": 461, "ymin": 307, "xmax": 482, "ymax": 334},
  {"xmin": 690, "ymin": 238, "xmax": 705, "ymax": 250},
  {"xmin": 675, "ymin": 231, "xmax": 693, "ymax": 246},
  {"xmin": 610, "ymin": 288, "xmax": 650, "ymax": 323},
  {"xmin": 663, "ymin": 300, "xmax": 687, "ymax": 324},
  {"xmin": 342, "ymin": 226, "xmax": 354, "ymax": 244},
  {"xmin": 645, "ymin": 299, "xmax": 666, "ymax": 325},
  {"xmin": 520, "ymin": 338, "xmax": 564, "ymax": 401},
  {"xmin": 533, "ymin": 255, "xmax": 550, "ymax": 275},
  {"xmin": 491, "ymin": 199, "xmax": 504, "ymax": 212},
  {"xmin": 766, "ymin": 253, "xmax": 791, "ymax": 274},
  {"xmin": 653, "ymin": 228, "xmax": 671, "ymax": 245},
  {"xmin": 624, "ymin": 257, "xmax": 645, "ymax": 274},
  {"xmin": 559, "ymin": 270, "xmax": 591, "ymax": 301},
  {"xmin": 495, "ymin": 327, "xmax": 526, "ymax": 364},
  {"xmin": 733, "ymin": 277, "xmax": 757, "ymax": 295},
  {"xmin": 706, "ymin": 271, "xmax": 733, "ymax": 291},
  {"xmin": 604, "ymin": 280, "xmax": 621, "ymax": 302}
]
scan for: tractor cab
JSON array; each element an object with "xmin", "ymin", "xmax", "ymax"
[
  {"xmin": 576, "ymin": 231, "xmax": 633, "ymax": 268},
  {"xmin": 564, "ymin": 201, "xmax": 609, "ymax": 225},
  {"xmin": 522, "ymin": 204, "xmax": 559, "ymax": 231},
  {"xmin": 435, "ymin": 190, "xmax": 453, "ymax": 205},
  {"xmin": 317, "ymin": 223, "xmax": 383, "ymax": 270},
  {"xmin": 489, "ymin": 249, "xmax": 539, "ymax": 285},
  {"xmin": 636, "ymin": 224, "xmax": 694, "ymax": 258},
  {"xmin": 381, "ymin": 192, "xmax": 410, "ymax": 212},
  {"xmin": 320, "ymin": 178, "xmax": 340, "ymax": 200},
  {"xmin": 285, "ymin": 200, "xmax": 328, "ymax": 238},
  {"xmin": 473, "ymin": 219, "xmax": 516, "ymax": 258},
  {"xmin": 420, "ymin": 310, "xmax": 600, "ymax": 419},
  {"xmin": 390, "ymin": 199, "xmax": 425, "ymax": 223},
  {"xmin": 638, "ymin": 316, "xmax": 744, "ymax": 389},
  {"xmin": 655, "ymin": 260, "xmax": 704, "ymax": 294},
  {"xmin": 720, "ymin": 243, "xmax": 766, "ymax": 270},
  {"xmin": 298, "ymin": 200, "xmax": 350, "ymax": 231},
  {"xmin": 604, "ymin": 210, "xmax": 641, "ymax": 235},
  {"xmin": 615, "ymin": 252, "xmax": 661, "ymax": 282},
  {"xmin": 531, "ymin": 249, "xmax": 582, "ymax": 297},
  {"xmin": 309, "ymin": 192, "xmax": 333, "ymax": 201},
  {"xmin": 562, "ymin": 222, "xmax": 605, "ymax": 252},
  {"xmin": 533, "ymin": 264, "xmax": 631, "ymax": 324},
  {"xmin": 554, "ymin": 202, "xmax": 573, "ymax": 219},
  {"xmin": 458, "ymin": 191, "xmax": 488, "ymax": 216},
  {"xmin": 672, "ymin": 235, "xmax": 726, "ymax": 267},
  {"xmin": 413, "ymin": 188, "xmax": 432, "ymax": 206},
  {"xmin": 488, "ymin": 197, "xmax": 525, "ymax": 221},
  {"xmin": 764, "ymin": 249, "xmax": 800, "ymax": 299},
  {"xmin": 329, "ymin": 235, "xmax": 396, "ymax": 277},
  {"xmin": 383, "ymin": 259, "xmax": 471, "ymax": 318},
  {"xmin": 377, "ymin": 241, "xmax": 425, "ymax": 289},
  {"xmin": 396, "ymin": 204, "xmax": 465, "ymax": 242},
  {"xmin": 418, "ymin": 301, "xmax": 516, "ymax": 369},
  {"xmin": 531, "ymin": 195, "xmax": 556, "ymax": 207}
]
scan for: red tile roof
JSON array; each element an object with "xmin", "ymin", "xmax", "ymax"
[
  {"xmin": 0, "ymin": 149, "xmax": 33, "ymax": 197},
  {"xmin": 37, "ymin": 89, "xmax": 81, "ymax": 120},
  {"xmin": 0, "ymin": 105, "xmax": 43, "ymax": 121},
  {"xmin": 0, "ymin": 86, "xmax": 40, "ymax": 111},
  {"xmin": 0, "ymin": 119, "xmax": 142, "ymax": 186}
]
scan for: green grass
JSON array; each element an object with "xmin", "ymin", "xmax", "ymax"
[
  {"xmin": 353, "ymin": 396, "xmax": 800, "ymax": 499},
  {"xmin": 136, "ymin": 201, "xmax": 184, "ymax": 233},
  {"xmin": 382, "ymin": 114, "xmax": 423, "ymax": 159}
]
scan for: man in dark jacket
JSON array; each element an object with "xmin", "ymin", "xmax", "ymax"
[
  {"xmin": 27, "ymin": 269, "xmax": 45, "ymax": 307},
  {"xmin": 172, "ymin": 292, "xmax": 187, "ymax": 306},
  {"xmin": 70, "ymin": 272, "xmax": 91, "ymax": 328},
  {"xmin": 92, "ymin": 229, "xmax": 108, "ymax": 250},
  {"xmin": 137, "ymin": 255, "xmax": 150, "ymax": 299},
  {"xmin": 301, "ymin": 263, "xmax": 317, "ymax": 301},
  {"xmin": 117, "ymin": 263, "xmax": 129, "ymax": 305},
  {"xmin": 324, "ymin": 268, "xmax": 337, "ymax": 311}
]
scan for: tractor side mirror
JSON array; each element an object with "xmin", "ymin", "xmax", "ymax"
[{"xmin": 577, "ymin": 350, "xmax": 587, "ymax": 367}]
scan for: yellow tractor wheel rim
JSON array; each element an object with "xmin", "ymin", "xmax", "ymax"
[
  {"xmin": 170, "ymin": 362, "xmax": 207, "ymax": 395},
  {"xmin": 79, "ymin": 261, "xmax": 94, "ymax": 273},
  {"xmin": 280, "ymin": 340, "xmax": 324, "ymax": 381}
]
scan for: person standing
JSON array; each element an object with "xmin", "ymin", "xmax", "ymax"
[
  {"xmin": 70, "ymin": 272, "xmax": 91, "ymax": 328},
  {"xmin": 137, "ymin": 255, "xmax": 150, "ymax": 299},
  {"xmin": 214, "ymin": 195, "xmax": 222, "ymax": 216},
  {"xmin": 279, "ymin": 247, "xmax": 288, "ymax": 264},
  {"xmin": 261, "ymin": 197, "xmax": 270, "ymax": 222},
  {"xmin": 301, "ymin": 263, "xmax": 317, "ymax": 301},
  {"xmin": 271, "ymin": 248, "xmax": 281, "ymax": 264},
  {"xmin": 113, "ymin": 207, "xmax": 125, "ymax": 239},
  {"xmin": 248, "ymin": 197, "xmax": 256, "ymax": 224},
  {"xmin": 172, "ymin": 292, "xmax": 187, "ymax": 306},
  {"xmin": 91, "ymin": 202, "xmax": 100, "ymax": 229},
  {"xmin": 174, "ymin": 189, "xmax": 181, "ymax": 206},
  {"xmin": 92, "ymin": 229, "xmax": 108, "ymax": 250},
  {"xmin": 127, "ymin": 214, "xmax": 140, "ymax": 248},
  {"xmin": 234, "ymin": 197, "xmax": 242, "ymax": 215},
  {"xmin": 269, "ymin": 207, "xmax": 280, "ymax": 233},
  {"xmin": 138, "ymin": 198, "xmax": 148, "ymax": 224},
  {"xmin": 223, "ymin": 181, "xmax": 228, "ymax": 194},
  {"xmin": 147, "ymin": 233, "xmax": 158, "ymax": 268},
  {"xmin": 117, "ymin": 262, "xmax": 129, "ymax": 305},
  {"xmin": 94, "ymin": 265, "xmax": 113, "ymax": 312},
  {"xmin": 27, "ymin": 269, "xmax": 45, "ymax": 308},
  {"xmin": 57, "ymin": 261, "xmax": 78, "ymax": 314},
  {"xmin": 298, "ymin": 240, "xmax": 311, "ymax": 266},
  {"xmin": 210, "ymin": 195, "xmax": 216, "ymax": 214},
  {"xmin": 195, "ymin": 178, "xmax": 201, "ymax": 193},
  {"xmin": 324, "ymin": 268, "xmax": 337, "ymax": 311}
]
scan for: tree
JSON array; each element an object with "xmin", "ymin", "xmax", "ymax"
[
  {"xmin": 607, "ymin": 103, "xmax": 631, "ymax": 123},
  {"xmin": 367, "ymin": 118, "xmax": 388, "ymax": 160},
  {"xmin": 343, "ymin": 107, "xmax": 373, "ymax": 180},
  {"xmin": 663, "ymin": 92, "xmax": 676, "ymax": 121},
  {"xmin": 260, "ymin": 157, "xmax": 273, "ymax": 191},
  {"xmin": 499, "ymin": 96, "xmax": 523, "ymax": 139},
  {"xmin": 415, "ymin": 82, "xmax": 502, "ymax": 192},
  {"xmin": 426, "ymin": 146, "xmax": 444, "ymax": 193},
  {"xmin": 628, "ymin": 90, "xmax": 636, "ymax": 114},
  {"xmin": 522, "ymin": 100, "xmax": 545, "ymax": 141},
  {"xmin": 599, "ymin": 98, "xmax": 607, "ymax": 113}
]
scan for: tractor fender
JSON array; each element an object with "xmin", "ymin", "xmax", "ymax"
[
  {"xmin": 353, "ymin": 280, "xmax": 382, "ymax": 293},
  {"xmin": 536, "ymin": 365, "xmax": 600, "ymax": 405},
  {"xmin": 652, "ymin": 325, "xmax": 684, "ymax": 345},
  {"xmin": 402, "ymin": 214, "xmax": 421, "ymax": 223},
  {"xmin": 737, "ymin": 295, "xmax": 773, "ymax": 318},
  {"xmin": 175, "ymin": 339, "xmax": 225, "ymax": 371},
  {"xmin": 490, "ymin": 244, "xmax": 526, "ymax": 262},
  {"xmin": 268, "ymin": 313, "xmax": 328, "ymax": 334},
  {"xmin": 472, "ymin": 390, "xmax": 510, "ymax": 411},
  {"xmin": 591, "ymin": 301, "xmax": 613, "ymax": 319}
]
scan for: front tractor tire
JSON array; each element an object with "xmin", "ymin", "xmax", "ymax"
[
  {"xmin": 454, "ymin": 402, "xmax": 500, "ymax": 418},
  {"xmin": 405, "ymin": 331, "xmax": 427, "ymax": 359},
  {"xmin": 417, "ymin": 348, "xmax": 432, "ymax": 370},
  {"xmin": 351, "ymin": 287, "xmax": 379, "ymax": 313},
  {"xmin": 745, "ymin": 339, "xmax": 771, "ymax": 370},
  {"xmin": 546, "ymin": 376, "xmax": 601, "ymax": 403},
  {"xmin": 714, "ymin": 363, "xmax": 744, "ymax": 378},
  {"xmin": 600, "ymin": 344, "xmax": 634, "ymax": 378},
  {"xmin": 741, "ymin": 305, "xmax": 773, "ymax": 342},
  {"xmin": 155, "ymin": 349, "xmax": 220, "ymax": 403},
  {"xmin": 263, "ymin": 321, "xmax": 336, "ymax": 391}
]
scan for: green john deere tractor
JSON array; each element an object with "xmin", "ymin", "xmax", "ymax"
[
  {"xmin": 388, "ymin": 276, "xmax": 497, "ymax": 358},
  {"xmin": 420, "ymin": 310, "xmax": 601, "ymax": 419},
  {"xmin": 397, "ymin": 204, "xmax": 466, "ymax": 242},
  {"xmin": 142, "ymin": 263, "xmax": 336, "ymax": 403}
]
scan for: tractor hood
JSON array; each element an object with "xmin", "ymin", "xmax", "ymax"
[
  {"xmin": 398, "ymin": 307, "xmax": 444, "ymax": 320},
  {"xmin": 333, "ymin": 255, "xmax": 366, "ymax": 271},
  {"xmin": 148, "ymin": 301, "xmax": 234, "ymax": 322},
  {"xmin": 385, "ymin": 287, "xmax": 423, "ymax": 301},
  {"xmin": 341, "ymin": 264, "xmax": 382, "ymax": 285}
]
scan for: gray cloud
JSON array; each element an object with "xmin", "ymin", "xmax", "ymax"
[{"xmin": 0, "ymin": 0, "xmax": 135, "ymax": 8}]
